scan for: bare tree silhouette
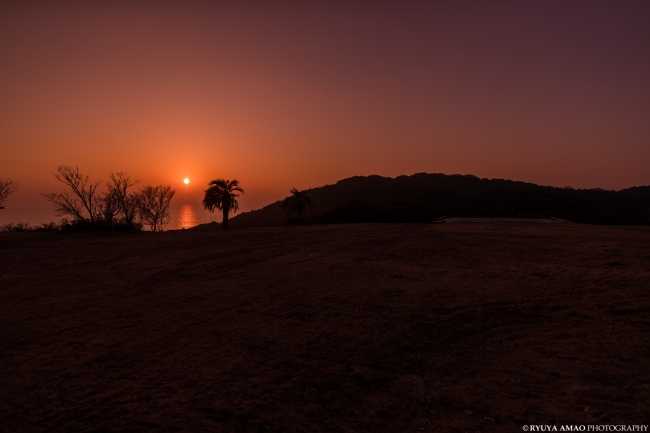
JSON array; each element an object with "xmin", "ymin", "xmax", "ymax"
[
  {"xmin": 0, "ymin": 179, "xmax": 19, "ymax": 208},
  {"xmin": 203, "ymin": 179, "xmax": 243, "ymax": 230},
  {"xmin": 281, "ymin": 188, "xmax": 314, "ymax": 223},
  {"xmin": 43, "ymin": 166, "xmax": 175, "ymax": 231},
  {"xmin": 106, "ymin": 172, "xmax": 140, "ymax": 227},
  {"xmin": 137, "ymin": 185, "xmax": 175, "ymax": 232},
  {"xmin": 43, "ymin": 165, "xmax": 101, "ymax": 223},
  {"xmin": 98, "ymin": 187, "xmax": 120, "ymax": 224}
]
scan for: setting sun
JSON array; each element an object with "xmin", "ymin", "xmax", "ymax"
[{"xmin": 183, "ymin": 178, "xmax": 190, "ymax": 185}]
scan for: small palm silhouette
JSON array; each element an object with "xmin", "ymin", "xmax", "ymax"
[
  {"xmin": 281, "ymin": 188, "xmax": 314, "ymax": 224},
  {"xmin": 203, "ymin": 179, "xmax": 244, "ymax": 230}
]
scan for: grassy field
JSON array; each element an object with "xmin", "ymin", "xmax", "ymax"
[{"xmin": 1, "ymin": 223, "xmax": 649, "ymax": 432}]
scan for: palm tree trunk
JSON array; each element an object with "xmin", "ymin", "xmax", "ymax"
[{"xmin": 222, "ymin": 208, "xmax": 230, "ymax": 230}]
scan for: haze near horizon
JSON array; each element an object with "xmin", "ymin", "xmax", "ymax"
[{"xmin": 1, "ymin": 1, "xmax": 649, "ymax": 218}]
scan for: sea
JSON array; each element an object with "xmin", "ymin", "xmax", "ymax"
[{"xmin": 0, "ymin": 202, "xmax": 216, "ymax": 231}]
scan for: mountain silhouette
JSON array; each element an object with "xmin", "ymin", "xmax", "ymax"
[{"xmin": 227, "ymin": 173, "xmax": 650, "ymax": 227}]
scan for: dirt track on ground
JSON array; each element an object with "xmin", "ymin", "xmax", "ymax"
[{"xmin": 1, "ymin": 224, "xmax": 649, "ymax": 432}]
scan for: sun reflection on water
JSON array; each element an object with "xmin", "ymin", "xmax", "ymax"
[{"xmin": 177, "ymin": 204, "xmax": 200, "ymax": 230}]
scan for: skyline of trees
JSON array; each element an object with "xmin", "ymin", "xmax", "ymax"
[
  {"xmin": 4, "ymin": 170, "xmax": 650, "ymax": 231},
  {"xmin": 43, "ymin": 165, "xmax": 176, "ymax": 231}
]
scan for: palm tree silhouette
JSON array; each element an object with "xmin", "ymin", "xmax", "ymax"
[
  {"xmin": 203, "ymin": 179, "xmax": 244, "ymax": 230},
  {"xmin": 281, "ymin": 188, "xmax": 314, "ymax": 223}
]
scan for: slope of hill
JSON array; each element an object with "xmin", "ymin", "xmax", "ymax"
[{"xmin": 229, "ymin": 173, "xmax": 650, "ymax": 227}]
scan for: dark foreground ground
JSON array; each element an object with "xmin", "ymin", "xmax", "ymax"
[{"xmin": 1, "ymin": 223, "xmax": 649, "ymax": 432}]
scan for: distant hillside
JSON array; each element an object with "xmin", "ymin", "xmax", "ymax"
[{"xmin": 229, "ymin": 173, "xmax": 650, "ymax": 227}]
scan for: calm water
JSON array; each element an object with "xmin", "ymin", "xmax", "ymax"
[
  {"xmin": 0, "ymin": 203, "xmax": 215, "ymax": 230},
  {"xmin": 172, "ymin": 203, "xmax": 215, "ymax": 230}
]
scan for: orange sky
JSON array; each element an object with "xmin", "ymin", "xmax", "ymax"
[{"xmin": 1, "ymin": 2, "xmax": 649, "ymax": 213}]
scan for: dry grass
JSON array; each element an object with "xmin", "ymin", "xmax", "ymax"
[{"xmin": 1, "ymin": 223, "xmax": 649, "ymax": 432}]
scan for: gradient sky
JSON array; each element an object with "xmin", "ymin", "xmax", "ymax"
[{"xmin": 1, "ymin": 1, "xmax": 649, "ymax": 213}]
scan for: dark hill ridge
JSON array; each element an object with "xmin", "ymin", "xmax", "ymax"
[{"xmin": 227, "ymin": 173, "xmax": 650, "ymax": 227}]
